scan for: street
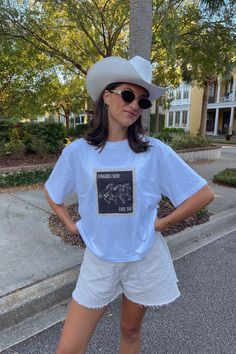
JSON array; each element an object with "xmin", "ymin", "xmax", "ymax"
[{"xmin": 3, "ymin": 231, "xmax": 236, "ymax": 354}]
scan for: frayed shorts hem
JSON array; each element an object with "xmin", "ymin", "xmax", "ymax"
[
  {"xmin": 72, "ymin": 290, "xmax": 123, "ymax": 310},
  {"xmin": 123, "ymin": 291, "xmax": 181, "ymax": 309},
  {"xmin": 72, "ymin": 290, "xmax": 181, "ymax": 310}
]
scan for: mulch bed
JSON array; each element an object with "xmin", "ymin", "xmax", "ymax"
[
  {"xmin": 0, "ymin": 153, "xmax": 59, "ymax": 168},
  {"xmin": 49, "ymin": 200, "xmax": 210, "ymax": 249}
]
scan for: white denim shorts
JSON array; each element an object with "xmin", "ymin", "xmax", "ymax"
[{"xmin": 72, "ymin": 232, "xmax": 180, "ymax": 309}]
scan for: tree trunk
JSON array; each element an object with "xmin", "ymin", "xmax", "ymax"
[
  {"xmin": 155, "ymin": 99, "xmax": 160, "ymax": 133},
  {"xmin": 200, "ymin": 85, "xmax": 210, "ymax": 136},
  {"xmin": 64, "ymin": 110, "xmax": 70, "ymax": 128},
  {"xmin": 129, "ymin": 0, "xmax": 152, "ymax": 133}
]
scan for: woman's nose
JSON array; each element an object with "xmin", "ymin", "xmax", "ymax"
[{"xmin": 128, "ymin": 98, "xmax": 140, "ymax": 111}]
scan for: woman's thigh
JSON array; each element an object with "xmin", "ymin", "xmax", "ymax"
[{"xmin": 56, "ymin": 299, "xmax": 106, "ymax": 354}]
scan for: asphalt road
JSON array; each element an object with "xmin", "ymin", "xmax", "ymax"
[{"xmin": 3, "ymin": 231, "xmax": 236, "ymax": 354}]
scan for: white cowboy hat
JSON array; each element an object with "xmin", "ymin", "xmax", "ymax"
[{"xmin": 86, "ymin": 56, "xmax": 167, "ymax": 102}]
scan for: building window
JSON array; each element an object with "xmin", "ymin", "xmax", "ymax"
[
  {"xmin": 175, "ymin": 112, "xmax": 180, "ymax": 127},
  {"xmin": 169, "ymin": 88, "xmax": 175, "ymax": 99},
  {"xmin": 183, "ymin": 83, "xmax": 189, "ymax": 99},
  {"xmin": 225, "ymin": 78, "xmax": 233, "ymax": 96},
  {"xmin": 168, "ymin": 112, "xmax": 173, "ymax": 126},
  {"xmin": 176, "ymin": 87, "xmax": 181, "ymax": 99},
  {"xmin": 209, "ymin": 82, "xmax": 216, "ymax": 97},
  {"xmin": 182, "ymin": 111, "xmax": 187, "ymax": 127}
]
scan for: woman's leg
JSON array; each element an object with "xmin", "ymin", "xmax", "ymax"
[
  {"xmin": 119, "ymin": 295, "xmax": 147, "ymax": 354},
  {"xmin": 56, "ymin": 299, "xmax": 107, "ymax": 354}
]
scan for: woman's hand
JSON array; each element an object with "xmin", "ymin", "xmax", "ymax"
[
  {"xmin": 44, "ymin": 188, "xmax": 80, "ymax": 236},
  {"xmin": 154, "ymin": 217, "xmax": 168, "ymax": 232},
  {"xmin": 154, "ymin": 185, "xmax": 214, "ymax": 233},
  {"xmin": 67, "ymin": 222, "xmax": 80, "ymax": 235}
]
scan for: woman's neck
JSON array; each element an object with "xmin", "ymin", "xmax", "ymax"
[{"xmin": 107, "ymin": 127, "xmax": 128, "ymax": 142}]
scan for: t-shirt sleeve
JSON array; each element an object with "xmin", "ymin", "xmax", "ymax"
[
  {"xmin": 45, "ymin": 151, "xmax": 76, "ymax": 204},
  {"xmin": 158, "ymin": 144, "xmax": 207, "ymax": 208}
]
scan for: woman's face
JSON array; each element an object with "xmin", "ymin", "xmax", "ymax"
[{"xmin": 103, "ymin": 83, "xmax": 148, "ymax": 132}]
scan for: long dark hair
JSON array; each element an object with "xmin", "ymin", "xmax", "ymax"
[{"xmin": 84, "ymin": 82, "xmax": 151, "ymax": 153}]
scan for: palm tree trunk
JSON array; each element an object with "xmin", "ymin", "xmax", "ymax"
[
  {"xmin": 200, "ymin": 85, "xmax": 210, "ymax": 136},
  {"xmin": 129, "ymin": 0, "xmax": 152, "ymax": 133}
]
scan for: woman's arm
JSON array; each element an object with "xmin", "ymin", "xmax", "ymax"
[
  {"xmin": 155, "ymin": 184, "xmax": 214, "ymax": 232},
  {"xmin": 44, "ymin": 188, "xmax": 79, "ymax": 235}
]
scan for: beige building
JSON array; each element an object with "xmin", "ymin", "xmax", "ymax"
[{"xmin": 165, "ymin": 74, "xmax": 236, "ymax": 135}]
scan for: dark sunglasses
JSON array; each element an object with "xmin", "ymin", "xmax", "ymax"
[{"xmin": 108, "ymin": 89, "xmax": 152, "ymax": 109}]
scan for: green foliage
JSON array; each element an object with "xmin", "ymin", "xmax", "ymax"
[
  {"xmin": 162, "ymin": 128, "xmax": 185, "ymax": 134},
  {"xmin": 27, "ymin": 136, "xmax": 51, "ymax": 155},
  {"xmin": 170, "ymin": 134, "xmax": 211, "ymax": 150},
  {"xmin": 24, "ymin": 122, "xmax": 65, "ymax": 154},
  {"xmin": 0, "ymin": 0, "xmax": 235, "ymax": 129},
  {"xmin": 75, "ymin": 124, "xmax": 88, "ymax": 136},
  {"xmin": 65, "ymin": 127, "xmax": 78, "ymax": 137},
  {"xmin": 4, "ymin": 139, "xmax": 25, "ymax": 157},
  {"xmin": 0, "ymin": 168, "xmax": 53, "ymax": 188},
  {"xmin": 0, "ymin": 121, "xmax": 65, "ymax": 155},
  {"xmin": 0, "ymin": 119, "xmax": 14, "ymax": 142},
  {"xmin": 153, "ymin": 127, "xmax": 186, "ymax": 144},
  {"xmin": 196, "ymin": 207, "xmax": 209, "ymax": 219},
  {"xmin": 213, "ymin": 168, "xmax": 236, "ymax": 188},
  {"xmin": 153, "ymin": 129, "xmax": 211, "ymax": 150},
  {"xmin": 3, "ymin": 128, "xmax": 25, "ymax": 156}
]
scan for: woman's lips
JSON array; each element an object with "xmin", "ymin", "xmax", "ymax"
[{"xmin": 123, "ymin": 110, "xmax": 137, "ymax": 118}]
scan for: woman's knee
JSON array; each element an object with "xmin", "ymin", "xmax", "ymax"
[{"xmin": 120, "ymin": 322, "xmax": 141, "ymax": 343}]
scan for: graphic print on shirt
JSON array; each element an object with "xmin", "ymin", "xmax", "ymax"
[{"xmin": 96, "ymin": 170, "xmax": 134, "ymax": 214}]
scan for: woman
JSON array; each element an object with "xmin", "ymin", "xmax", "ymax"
[{"xmin": 44, "ymin": 56, "xmax": 214, "ymax": 354}]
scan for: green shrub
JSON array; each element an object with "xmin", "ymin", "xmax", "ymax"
[
  {"xmin": 0, "ymin": 121, "xmax": 66, "ymax": 156},
  {"xmin": 65, "ymin": 127, "xmax": 78, "ymax": 137},
  {"xmin": 153, "ymin": 127, "xmax": 186, "ymax": 144},
  {"xmin": 170, "ymin": 134, "xmax": 211, "ymax": 150},
  {"xmin": 196, "ymin": 207, "xmax": 209, "ymax": 219},
  {"xmin": 75, "ymin": 124, "xmax": 88, "ymax": 136},
  {"xmin": 24, "ymin": 122, "xmax": 65, "ymax": 154},
  {"xmin": 213, "ymin": 168, "xmax": 236, "ymax": 187},
  {"xmin": 3, "ymin": 128, "xmax": 25, "ymax": 156},
  {"xmin": 162, "ymin": 127, "xmax": 186, "ymax": 134},
  {"xmin": 0, "ymin": 141, "xmax": 6, "ymax": 156},
  {"xmin": 0, "ymin": 119, "xmax": 15, "ymax": 142},
  {"xmin": 0, "ymin": 168, "xmax": 53, "ymax": 188},
  {"xmin": 4, "ymin": 140, "xmax": 25, "ymax": 156},
  {"xmin": 28, "ymin": 136, "xmax": 51, "ymax": 155}
]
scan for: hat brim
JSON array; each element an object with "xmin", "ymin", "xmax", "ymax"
[{"xmin": 86, "ymin": 57, "xmax": 167, "ymax": 102}]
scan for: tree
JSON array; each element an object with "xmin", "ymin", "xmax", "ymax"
[
  {"xmin": 177, "ymin": 1, "xmax": 236, "ymax": 135},
  {"xmin": 152, "ymin": 0, "xmax": 236, "ymax": 136},
  {"xmin": 1, "ymin": 0, "xmax": 235, "ymax": 134},
  {"xmin": 129, "ymin": 0, "xmax": 152, "ymax": 132},
  {"xmin": 0, "ymin": 0, "xmax": 130, "ymax": 76},
  {"xmin": 0, "ymin": 0, "xmax": 130, "ymax": 121}
]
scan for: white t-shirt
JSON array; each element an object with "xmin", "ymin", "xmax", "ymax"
[{"xmin": 45, "ymin": 136, "xmax": 207, "ymax": 262}]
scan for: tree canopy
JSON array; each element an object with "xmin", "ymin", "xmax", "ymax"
[{"xmin": 0, "ymin": 0, "xmax": 235, "ymax": 126}]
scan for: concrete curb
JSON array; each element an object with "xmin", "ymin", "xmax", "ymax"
[
  {"xmin": 166, "ymin": 207, "xmax": 236, "ymax": 251},
  {"xmin": 0, "ymin": 266, "xmax": 80, "ymax": 331}
]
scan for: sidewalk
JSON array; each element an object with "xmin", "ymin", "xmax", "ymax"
[{"xmin": 0, "ymin": 146, "xmax": 236, "ymax": 351}]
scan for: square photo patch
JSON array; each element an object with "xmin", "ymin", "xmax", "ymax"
[{"xmin": 96, "ymin": 170, "xmax": 134, "ymax": 214}]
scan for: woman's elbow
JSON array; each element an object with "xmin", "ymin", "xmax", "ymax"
[{"xmin": 204, "ymin": 184, "xmax": 215, "ymax": 204}]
